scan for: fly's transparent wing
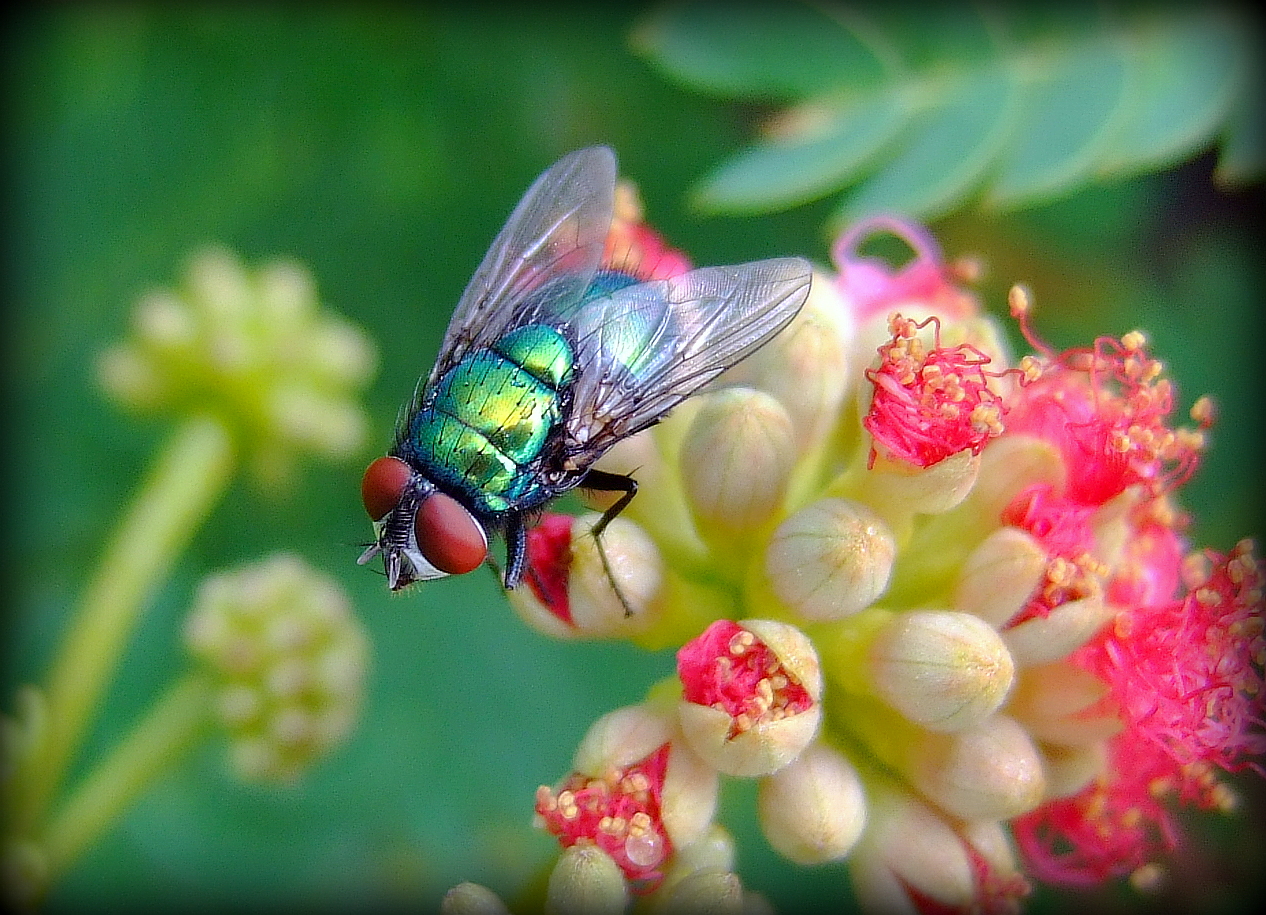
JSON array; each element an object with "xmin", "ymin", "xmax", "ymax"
[
  {"xmin": 563, "ymin": 257, "xmax": 812, "ymax": 460},
  {"xmin": 425, "ymin": 146, "xmax": 617, "ymax": 388}
]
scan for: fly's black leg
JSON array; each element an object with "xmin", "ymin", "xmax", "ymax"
[
  {"xmin": 502, "ymin": 513, "xmax": 527, "ymax": 590},
  {"xmin": 577, "ymin": 468, "xmax": 639, "ymax": 617}
]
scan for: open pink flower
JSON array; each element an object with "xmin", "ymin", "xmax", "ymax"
[
  {"xmin": 536, "ymin": 743, "xmax": 674, "ymax": 891},
  {"xmin": 863, "ymin": 313, "xmax": 1010, "ymax": 469}
]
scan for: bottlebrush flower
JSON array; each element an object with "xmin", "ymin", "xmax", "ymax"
[{"xmin": 503, "ymin": 203, "xmax": 1263, "ymax": 911}]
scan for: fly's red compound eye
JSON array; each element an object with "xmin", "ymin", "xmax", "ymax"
[
  {"xmin": 416, "ymin": 492, "xmax": 488, "ymax": 575},
  {"xmin": 361, "ymin": 456, "xmax": 413, "ymax": 521}
]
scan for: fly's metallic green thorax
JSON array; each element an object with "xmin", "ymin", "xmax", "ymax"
[{"xmin": 402, "ymin": 323, "xmax": 575, "ymax": 514}]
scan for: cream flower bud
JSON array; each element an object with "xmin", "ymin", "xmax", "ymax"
[
  {"xmin": 862, "ymin": 449, "xmax": 981, "ymax": 518},
  {"xmin": 679, "ymin": 388, "xmax": 796, "ymax": 534},
  {"xmin": 677, "ymin": 620, "xmax": 822, "ymax": 776},
  {"xmin": 953, "ymin": 527, "xmax": 1048, "ymax": 627},
  {"xmin": 655, "ymin": 868, "xmax": 744, "ymax": 915},
  {"xmin": 848, "ymin": 791, "xmax": 976, "ymax": 915},
  {"xmin": 757, "ymin": 742, "xmax": 866, "ymax": 863},
  {"xmin": 573, "ymin": 704, "xmax": 676, "ymax": 774},
  {"xmin": 762, "ymin": 498, "xmax": 895, "ymax": 621},
  {"xmin": 546, "ymin": 845, "xmax": 628, "ymax": 915},
  {"xmin": 962, "ymin": 434, "xmax": 1066, "ymax": 522},
  {"xmin": 440, "ymin": 882, "xmax": 513, "ymax": 915},
  {"xmin": 1039, "ymin": 740, "xmax": 1108, "ymax": 798},
  {"xmin": 592, "ymin": 428, "xmax": 706, "ymax": 562},
  {"xmin": 666, "ymin": 824, "xmax": 736, "ymax": 880},
  {"xmin": 1002, "ymin": 594, "xmax": 1111, "ymax": 666},
  {"xmin": 906, "ymin": 715, "xmax": 1046, "ymax": 820},
  {"xmin": 508, "ymin": 513, "xmax": 664, "ymax": 640},
  {"xmin": 1008, "ymin": 662, "xmax": 1123, "ymax": 746},
  {"xmin": 868, "ymin": 610, "xmax": 1015, "ymax": 732},
  {"xmin": 717, "ymin": 272, "xmax": 855, "ymax": 446},
  {"xmin": 184, "ymin": 554, "xmax": 368, "ymax": 782}
]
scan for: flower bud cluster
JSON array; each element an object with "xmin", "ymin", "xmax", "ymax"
[
  {"xmin": 97, "ymin": 247, "xmax": 377, "ymax": 484},
  {"xmin": 184, "ymin": 553, "xmax": 369, "ymax": 782},
  {"xmin": 506, "ymin": 208, "xmax": 1262, "ymax": 911}
]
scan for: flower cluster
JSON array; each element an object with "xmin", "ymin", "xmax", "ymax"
[
  {"xmin": 483, "ymin": 208, "xmax": 1261, "ymax": 912},
  {"xmin": 185, "ymin": 554, "xmax": 370, "ymax": 782},
  {"xmin": 97, "ymin": 246, "xmax": 376, "ymax": 486}
]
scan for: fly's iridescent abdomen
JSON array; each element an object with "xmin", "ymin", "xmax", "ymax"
[{"xmin": 400, "ymin": 323, "xmax": 576, "ymax": 514}]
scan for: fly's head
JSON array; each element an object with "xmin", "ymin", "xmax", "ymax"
[{"xmin": 358, "ymin": 456, "xmax": 489, "ymax": 590}]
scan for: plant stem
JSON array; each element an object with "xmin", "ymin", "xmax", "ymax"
[
  {"xmin": 40, "ymin": 673, "xmax": 214, "ymax": 880},
  {"xmin": 28, "ymin": 415, "xmax": 233, "ymax": 828}
]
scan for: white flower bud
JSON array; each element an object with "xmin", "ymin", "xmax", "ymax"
[
  {"xmin": 717, "ymin": 273, "xmax": 855, "ymax": 446},
  {"xmin": 964, "ymin": 434, "xmax": 1066, "ymax": 522},
  {"xmin": 848, "ymin": 790, "xmax": 975, "ymax": 915},
  {"xmin": 440, "ymin": 882, "xmax": 512, "ymax": 915},
  {"xmin": 954, "ymin": 527, "xmax": 1048, "ymax": 627},
  {"xmin": 763, "ymin": 498, "xmax": 895, "ymax": 621},
  {"xmin": 546, "ymin": 845, "xmax": 628, "ymax": 915},
  {"xmin": 862, "ymin": 449, "xmax": 980, "ymax": 517},
  {"xmin": 907, "ymin": 715, "xmax": 1045, "ymax": 820},
  {"xmin": 1008, "ymin": 662, "xmax": 1122, "ymax": 746},
  {"xmin": 1040, "ymin": 740, "xmax": 1107, "ymax": 799},
  {"xmin": 868, "ymin": 610, "xmax": 1015, "ymax": 732},
  {"xmin": 679, "ymin": 388, "xmax": 796, "ymax": 534},
  {"xmin": 573, "ymin": 704, "xmax": 676, "ymax": 775},
  {"xmin": 656, "ymin": 868, "xmax": 744, "ymax": 915},
  {"xmin": 1002, "ymin": 595, "xmax": 1111, "ymax": 666},
  {"xmin": 757, "ymin": 743, "xmax": 867, "ymax": 863}
]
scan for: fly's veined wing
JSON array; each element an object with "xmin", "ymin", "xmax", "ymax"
[
  {"xmin": 562, "ymin": 257, "xmax": 812, "ymax": 460},
  {"xmin": 425, "ymin": 146, "xmax": 617, "ymax": 388}
]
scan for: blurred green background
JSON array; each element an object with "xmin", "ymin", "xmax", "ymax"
[{"xmin": 4, "ymin": 4, "xmax": 1262, "ymax": 913}]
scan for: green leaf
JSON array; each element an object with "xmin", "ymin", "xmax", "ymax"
[
  {"xmin": 832, "ymin": 61, "xmax": 1021, "ymax": 225},
  {"xmin": 1094, "ymin": 12, "xmax": 1248, "ymax": 179},
  {"xmin": 637, "ymin": 4, "xmax": 1261, "ymax": 221},
  {"xmin": 632, "ymin": 0, "xmax": 890, "ymax": 100},
  {"xmin": 691, "ymin": 92, "xmax": 914, "ymax": 213},
  {"xmin": 983, "ymin": 32, "xmax": 1131, "ymax": 209}
]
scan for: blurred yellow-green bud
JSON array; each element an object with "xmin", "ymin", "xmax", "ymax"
[
  {"xmin": 97, "ymin": 247, "xmax": 376, "ymax": 485},
  {"xmin": 867, "ymin": 610, "xmax": 1015, "ymax": 732},
  {"xmin": 1007, "ymin": 662, "xmax": 1123, "ymax": 746},
  {"xmin": 663, "ymin": 824, "xmax": 736, "ymax": 886},
  {"xmin": 679, "ymin": 388, "xmax": 796, "ymax": 537},
  {"xmin": 440, "ymin": 882, "xmax": 513, "ymax": 915},
  {"xmin": 545, "ymin": 845, "xmax": 628, "ymax": 915},
  {"xmin": 760, "ymin": 498, "xmax": 895, "ymax": 621},
  {"xmin": 906, "ymin": 715, "xmax": 1046, "ymax": 821},
  {"xmin": 676, "ymin": 620, "xmax": 822, "ymax": 777},
  {"xmin": 756, "ymin": 742, "xmax": 866, "ymax": 864},
  {"xmin": 184, "ymin": 553, "xmax": 368, "ymax": 782},
  {"xmin": 717, "ymin": 271, "xmax": 855, "ymax": 447}
]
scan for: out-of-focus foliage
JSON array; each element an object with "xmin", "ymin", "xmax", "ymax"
[
  {"xmin": 635, "ymin": 1, "xmax": 1262, "ymax": 224},
  {"xmin": 3, "ymin": 4, "xmax": 1261, "ymax": 914}
]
